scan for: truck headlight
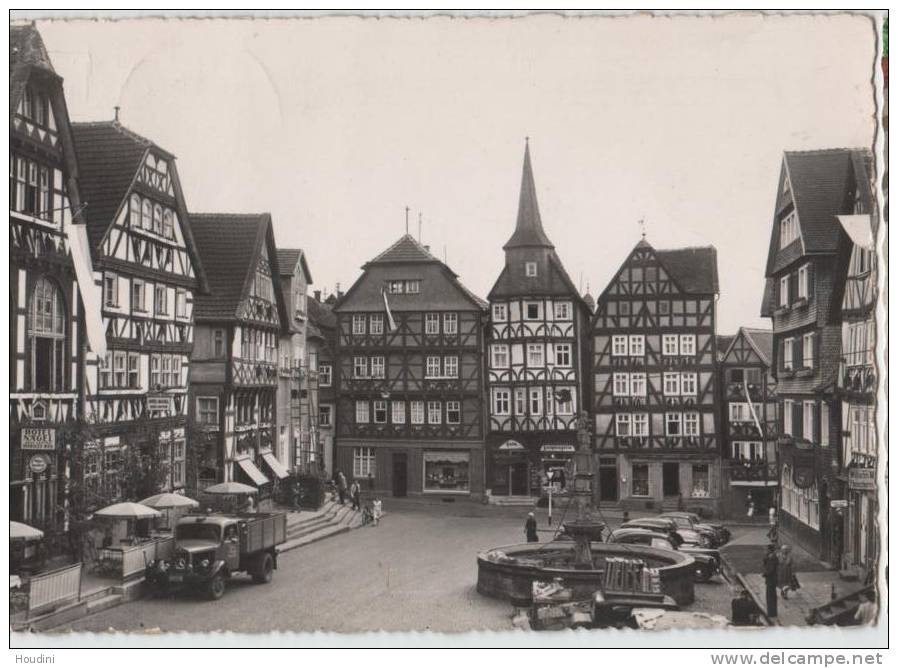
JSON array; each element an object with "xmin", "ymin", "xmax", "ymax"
[{"xmin": 200, "ymin": 559, "xmax": 210, "ymax": 569}]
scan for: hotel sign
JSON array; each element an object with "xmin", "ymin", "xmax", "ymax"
[
  {"xmin": 21, "ymin": 428, "xmax": 56, "ymax": 451},
  {"xmin": 146, "ymin": 396, "xmax": 173, "ymax": 414},
  {"xmin": 848, "ymin": 468, "xmax": 876, "ymax": 491}
]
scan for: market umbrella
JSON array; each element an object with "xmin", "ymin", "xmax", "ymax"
[
  {"xmin": 203, "ymin": 481, "xmax": 257, "ymax": 496},
  {"xmin": 10, "ymin": 521, "xmax": 44, "ymax": 541},
  {"xmin": 94, "ymin": 502, "xmax": 162, "ymax": 520},
  {"xmin": 139, "ymin": 493, "xmax": 200, "ymax": 509}
]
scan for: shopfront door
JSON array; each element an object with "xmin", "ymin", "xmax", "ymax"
[
  {"xmin": 392, "ymin": 453, "xmax": 407, "ymax": 497},
  {"xmin": 510, "ymin": 462, "xmax": 529, "ymax": 496},
  {"xmin": 599, "ymin": 466, "xmax": 618, "ymax": 502},
  {"xmin": 663, "ymin": 462, "xmax": 680, "ymax": 497}
]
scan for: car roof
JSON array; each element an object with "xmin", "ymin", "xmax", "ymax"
[
  {"xmin": 177, "ymin": 515, "xmax": 234, "ymax": 528},
  {"xmin": 625, "ymin": 518, "xmax": 674, "ymax": 526},
  {"xmin": 612, "ymin": 528, "xmax": 667, "ymax": 538}
]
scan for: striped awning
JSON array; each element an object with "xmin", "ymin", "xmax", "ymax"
[
  {"xmin": 236, "ymin": 457, "xmax": 269, "ymax": 487},
  {"xmin": 261, "ymin": 450, "xmax": 289, "ymax": 480}
]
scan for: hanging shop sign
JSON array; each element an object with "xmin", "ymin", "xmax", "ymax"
[
  {"xmin": 848, "ymin": 468, "xmax": 876, "ymax": 491},
  {"xmin": 21, "ymin": 428, "xmax": 56, "ymax": 451},
  {"xmin": 830, "ymin": 499, "xmax": 848, "ymax": 509},
  {"xmin": 146, "ymin": 395, "xmax": 173, "ymax": 414},
  {"xmin": 29, "ymin": 454, "xmax": 50, "ymax": 475}
]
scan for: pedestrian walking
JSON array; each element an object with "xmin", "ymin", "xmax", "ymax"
[
  {"xmin": 525, "ymin": 512, "xmax": 538, "ymax": 543},
  {"xmin": 336, "ymin": 470, "xmax": 348, "ymax": 505},
  {"xmin": 762, "ymin": 543, "xmax": 779, "ymax": 618},
  {"xmin": 350, "ymin": 480, "xmax": 361, "ymax": 511},
  {"xmin": 746, "ymin": 492, "xmax": 755, "ymax": 518},
  {"xmin": 777, "ymin": 544, "xmax": 797, "ymax": 599}
]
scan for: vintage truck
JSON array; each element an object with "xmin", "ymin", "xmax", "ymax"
[{"xmin": 145, "ymin": 512, "xmax": 287, "ymax": 600}]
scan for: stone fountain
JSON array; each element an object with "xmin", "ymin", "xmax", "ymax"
[{"xmin": 477, "ymin": 411, "xmax": 696, "ymax": 607}]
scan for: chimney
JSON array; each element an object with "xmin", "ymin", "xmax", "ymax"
[
  {"xmin": 314, "ymin": 290, "xmax": 322, "ymax": 302},
  {"xmin": 424, "ymin": 245, "xmax": 431, "ymax": 253},
  {"xmin": 114, "ymin": 106, "xmax": 120, "ymax": 122}
]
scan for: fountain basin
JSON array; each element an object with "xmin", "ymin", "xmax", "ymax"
[{"xmin": 477, "ymin": 542, "xmax": 696, "ymax": 606}]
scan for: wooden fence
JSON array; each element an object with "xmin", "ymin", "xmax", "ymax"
[{"xmin": 27, "ymin": 563, "xmax": 82, "ymax": 616}]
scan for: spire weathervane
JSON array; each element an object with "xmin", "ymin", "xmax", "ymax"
[
  {"xmin": 638, "ymin": 218, "xmax": 646, "ymax": 239},
  {"xmin": 405, "ymin": 205, "xmax": 410, "ymax": 235}
]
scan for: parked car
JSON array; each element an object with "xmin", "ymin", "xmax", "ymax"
[
  {"xmin": 620, "ymin": 517, "xmax": 710, "ymax": 547},
  {"xmin": 660, "ymin": 512, "xmax": 730, "ymax": 545},
  {"xmin": 608, "ymin": 528, "xmax": 719, "ymax": 582}
]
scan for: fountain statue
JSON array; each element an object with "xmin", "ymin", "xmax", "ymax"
[{"xmin": 562, "ymin": 410, "xmax": 607, "ymax": 568}]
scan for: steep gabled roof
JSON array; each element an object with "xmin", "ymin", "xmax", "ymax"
[
  {"xmin": 10, "ymin": 24, "xmax": 57, "ymax": 119},
  {"xmin": 654, "ymin": 246, "xmax": 719, "ymax": 294},
  {"xmin": 765, "ymin": 148, "xmax": 873, "ymax": 276},
  {"xmin": 190, "ymin": 213, "xmax": 287, "ymax": 326},
  {"xmin": 488, "ymin": 250, "xmax": 586, "ymax": 305},
  {"xmin": 716, "ymin": 335, "xmax": 736, "ymax": 362},
  {"xmin": 503, "ymin": 141, "xmax": 554, "ymax": 250},
  {"xmin": 71, "ymin": 122, "xmax": 151, "ymax": 249},
  {"xmin": 741, "ymin": 327, "xmax": 774, "ymax": 367},
  {"xmin": 367, "ymin": 233, "xmax": 443, "ymax": 267},
  {"xmin": 276, "ymin": 248, "xmax": 313, "ymax": 283}
]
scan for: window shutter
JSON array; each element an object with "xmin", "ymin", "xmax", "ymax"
[
  {"xmin": 794, "ymin": 338, "xmax": 801, "ymax": 369},
  {"xmin": 794, "ymin": 401, "xmax": 802, "ymax": 439},
  {"xmin": 807, "ymin": 263, "xmax": 814, "ymax": 301},
  {"xmin": 789, "ymin": 271, "xmax": 798, "ymax": 303},
  {"xmin": 813, "ymin": 332, "xmax": 820, "ymax": 369},
  {"xmin": 780, "ymin": 339, "xmax": 786, "ymax": 370}
]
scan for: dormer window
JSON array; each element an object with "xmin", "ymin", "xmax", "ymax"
[
  {"xmin": 780, "ymin": 211, "xmax": 799, "ymax": 249},
  {"xmin": 525, "ymin": 262, "xmax": 538, "ymax": 277}
]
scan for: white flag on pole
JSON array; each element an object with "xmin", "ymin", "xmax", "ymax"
[{"xmin": 382, "ymin": 287, "xmax": 397, "ymax": 332}]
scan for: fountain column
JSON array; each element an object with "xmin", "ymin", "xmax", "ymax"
[{"xmin": 564, "ymin": 410, "xmax": 605, "ymax": 569}]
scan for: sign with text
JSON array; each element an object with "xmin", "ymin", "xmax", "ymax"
[
  {"xmin": 21, "ymin": 428, "xmax": 56, "ymax": 451},
  {"xmin": 848, "ymin": 468, "xmax": 876, "ymax": 491},
  {"xmin": 146, "ymin": 396, "xmax": 173, "ymax": 414},
  {"xmin": 830, "ymin": 499, "xmax": 848, "ymax": 509},
  {"xmin": 29, "ymin": 454, "xmax": 50, "ymax": 474}
]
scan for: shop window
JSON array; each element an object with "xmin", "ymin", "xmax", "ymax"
[
  {"xmin": 632, "ymin": 463, "xmax": 650, "ymax": 497},
  {"xmin": 353, "ymin": 447, "xmax": 375, "ymax": 478},
  {"xmin": 691, "ymin": 464, "xmax": 709, "ymax": 497},
  {"xmin": 423, "ymin": 451, "xmax": 469, "ymax": 493}
]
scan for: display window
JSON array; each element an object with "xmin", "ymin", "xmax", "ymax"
[{"xmin": 423, "ymin": 451, "xmax": 469, "ymax": 493}]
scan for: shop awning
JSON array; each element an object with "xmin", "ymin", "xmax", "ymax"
[
  {"xmin": 261, "ymin": 450, "xmax": 290, "ymax": 480},
  {"xmin": 236, "ymin": 457, "xmax": 269, "ymax": 487},
  {"xmin": 498, "ymin": 440, "xmax": 525, "ymax": 450},
  {"xmin": 424, "ymin": 452, "xmax": 469, "ymax": 464},
  {"xmin": 729, "ymin": 480, "xmax": 778, "ymax": 487}
]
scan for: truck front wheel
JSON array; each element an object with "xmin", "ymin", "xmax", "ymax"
[
  {"xmin": 206, "ymin": 573, "xmax": 226, "ymax": 600},
  {"xmin": 252, "ymin": 553, "xmax": 274, "ymax": 584}
]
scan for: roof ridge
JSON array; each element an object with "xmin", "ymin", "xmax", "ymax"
[
  {"xmin": 784, "ymin": 147, "xmax": 872, "ymax": 156},
  {"xmin": 72, "ymin": 120, "xmax": 157, "ymax": 149},
  {"xmin": 369, "ymin": 233, "xmax": 440, "ymax": 264},
  {"xmin": 655, "ymin": 244, "xmax": 717, "ymax": 253}
]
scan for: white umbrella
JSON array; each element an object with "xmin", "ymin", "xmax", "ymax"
[
  {"xmin": 203, "ymin": 482, "xmax": 257, "ymax": 496},
  {"xmin": 10, "ymin": 521, "xmax": 43, "ymax": 541},
  {"xmin": 140, "ymin": 493, "xmax": 200, "ymax": 509},
  {"xmin": 94, "ymin": 502, "xmax": 162, "ymax": 520}
]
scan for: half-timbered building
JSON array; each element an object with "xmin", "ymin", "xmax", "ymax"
[
  {"xmin": 835, "ymin": 213, "xmax": 878, "ymax": 580},
  {"xmin": 275, "ymin": 248, "xmax": 318, "ymax": 474},
  {"xmin": 9, "ymin": 25, "xmax": 106, "ymax": 529},
  {"xmin": 333, "ymin": 235, "xmax": 488, "ymax": 499},
  {"xmin": 309, "ymin": 292, "xmax": 338, "ymax": 475},
  {"xmin": 592, "ymin": 240, "xmax": 721, "ymax": 515},
  {"xmin": 761, "ymin": 147, "xmax": 874, "ymax": 562},
  {"xmin": 485, "ymin": 142, "xmax": 592, "ymax": 501},
  {"xmin": 71, "ymin": 120, "xmax": 207, "ymax": 498},
  {"xmin": 717, "ymin": 327, "xmax": 778, "ymax": 519},
  {"xmin": 188, "ymin": 214, "xmax": 288, "ymax": 495}
]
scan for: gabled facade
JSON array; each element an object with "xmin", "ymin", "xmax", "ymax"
[
  {"xmin": 717, "ymin": 327, "xmax": 778, "ymax": 519},
  {"xmin": 275, "ymin": 248, "xmax": 318, "ymax": 473},
  {"xmin": 9, "ymin": 25, "xmax": 105, "ymax": 528},
  {"xmin": 761, "ymin": 147, "xmax": 874, "ymax": 562},
  {"xmin": 835, "ymin": 211, "xmax": 878, "ymax": 579},
  {"xmin": 333, "ymin": 235, "xmax": 488, "ymax": 499},
  {"xmin": 71, "ymin": 120, "xmax": 206, "ymax": 498},
  {"xmin": 188, "ymin": 214, "xmax": 288, "ymax": 495},
  {"xmin": 591, "ymin": 240, "xmax": 721, "ymax": 515},
  {"xmin": 484, "ymin": 142, "xmax": 592, "ymax": 500},
  {"xmin": 308, "ymin": 293, "xmax": 338, "ymax": 476}
]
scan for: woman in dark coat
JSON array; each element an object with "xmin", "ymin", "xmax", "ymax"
[
  {"xmin": 525, "ymin": 512, "xmax": 539, "ymax": 543},
  {"xmin": 777, "ymin": 544, "xmax": 797, "ymax": 598}
]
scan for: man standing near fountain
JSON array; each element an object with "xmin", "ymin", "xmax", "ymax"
[{"xmin": 525, "ymin": 512, "xmax": 539, "ymax": 543}]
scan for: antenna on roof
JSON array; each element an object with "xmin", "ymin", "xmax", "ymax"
[
  {"xmin": 405, "ymin": 205, "xmax": 410, "ymax": 235},
  {"xmin": 418, "ymin": 212, "xmax": 423, "ymax": 244},
  {"xmin": 114, "ymin": 106, "xmax": 120, "ymax": 123}
]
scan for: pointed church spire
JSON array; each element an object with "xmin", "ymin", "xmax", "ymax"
[{"xmin": 503, "ymin": 138, "xmax": 555, "ymax": 250}]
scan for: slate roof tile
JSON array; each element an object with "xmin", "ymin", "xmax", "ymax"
[
  {"xmin": 655, "ymin": 246, "xmax": 719, "ymax": 294},
  {"xmin": 9, "ymin": 24, "xmax": 56, "ymax": 119}
]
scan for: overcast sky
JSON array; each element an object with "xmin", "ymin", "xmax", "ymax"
[{"xmin": 36, "ymin": 14, "xmax": 877, "ymax": 332}]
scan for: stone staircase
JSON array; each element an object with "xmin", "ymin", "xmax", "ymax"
[{"xmin": 277, "ymin": 501, "xmax": 364, "ymax": 554}]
